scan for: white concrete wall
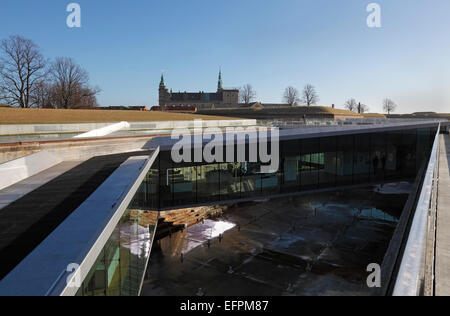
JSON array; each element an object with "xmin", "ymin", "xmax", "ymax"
[
  {"xmin": 0, "ymin": 122, "xmax": 113, "ymax": 136},
  {"xmin": 0, "ymin": 151, "xmax": 62, "ymax": 190},
  {"xmin": 0, "ymin": 120, "xmax": 258, "ymax": 136},
  {"xmin": 0, "ymin": 137, "xmax": 150, "ymax": 164},
  {"xmin": 128, "ymin": 120, "xmax": 257, "ymax": 131}
]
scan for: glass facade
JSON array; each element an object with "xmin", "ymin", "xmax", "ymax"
[
  {"xmin": 76, "ymin": 193, "xmax": 158, "ymax": 296},
  {"xmin": 74, "ymin": 126, "xmax": 438, "ymax": 296},
  {"xmin": 145, "ymin": 127, "xmax": 437, "ymax": 210}
]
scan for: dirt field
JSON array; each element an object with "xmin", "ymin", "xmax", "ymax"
[{"xmin": 0, "ymin": 108, "xmax": 238, "ymax": 124}]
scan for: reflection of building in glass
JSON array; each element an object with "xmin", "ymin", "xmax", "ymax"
[
  {"xmin": 139, "ymin": 127, "xmax": 436, "ymax": 210},
  {"xmin": 76, "ymin": 207, "xmax": 158, "ymax": 296}
]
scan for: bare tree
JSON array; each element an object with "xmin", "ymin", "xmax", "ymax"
[
  {"xmin": 283, "ymin": 86, "xmax": 300, "ymax": 106},
  {"xmin": 357, "ymin": 102, "xmax": 369, "ymax": 114},
  {"xmin": 344, "ymin": 98, "xmax": 358, "ymax": 112},
  {"xmin": 0, "ymin": 35, "xmax": 47, "ymax": 108},
  {"xmin": 50, "ymin": 57, "xmax": 99, "ymax": 109},
  {"xmin": 383, "ymin": 98, "xmax": 397, "ymax": 115},
  {"xmin": 32, "ymin": 81, "xmax": 55, "ymax": 108},
  {"xmin": 69, "ymin": 86, "xmax": 99, "ymax": 109},
  {"xmin": 300, "ymin": 84, "xmax": 319, "ymax": 106},
  {"xmin": 239, "ymin": 84, "xmax": 257, "ymax": 104}
]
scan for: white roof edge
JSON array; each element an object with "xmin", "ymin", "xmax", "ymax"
[
  {"xmin": 0, "ymin": 148, "xmax": 160, "ymax": 296},
  {"xmin": 145, "ymin": 120, "xmax": 446, "ymax": 151}
]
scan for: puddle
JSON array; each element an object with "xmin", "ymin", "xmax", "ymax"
[{"xmin": 179, "ymin": 219, "xmax": 236, "ymax": 255}]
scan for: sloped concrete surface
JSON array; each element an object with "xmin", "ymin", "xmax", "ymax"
[
  {"xmin": 436, "ymin": 135, "xmax": 450, "ymax": 296},
  {"xmin": 0, "ymin": 151, "xmax": 62, "ymax": 191},
  {"xmin": 0, "ymin": 151, "xmax": 152, "ymax": 281},
  {"xmin": 0, "ymin": 161, "xmax": 82, "ymax": 210},
  {"xmin": 0, "ymin": 154, "xmax": 156, "ymax": 296}
]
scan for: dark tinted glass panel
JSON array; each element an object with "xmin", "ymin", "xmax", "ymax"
[
  {"xmin": 354, "ymin": 134, "xmax": 371, "ymax": 183},
  {"xmin": 336, "ymin": 135, "xmax": 354, "ymax": 186},
  {"xmin": 280, "ymin": 140, "xmax": 301, "ymax": 193},
  {"xmin": 319, "ymin": 137, "xmax": 336, "ymax": 188},
  {"xmin": 300, "ymin": 138, "xmax": 319, "ymax": 190}
]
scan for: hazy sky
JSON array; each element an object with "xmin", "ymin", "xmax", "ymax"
[{"xmin": 1, "ymin": 0, "xmax": 449, "ymax": 113}]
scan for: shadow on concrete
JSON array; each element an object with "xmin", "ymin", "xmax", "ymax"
[{"xmin": 0, "ymin": 151, "xmax": 151, "ymax": 280}]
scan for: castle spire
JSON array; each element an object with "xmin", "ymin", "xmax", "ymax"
[
  {"xmin": 159, "ymin": 73, "xmax": 165, "ymax": 88},
  {"xmin": 217, "ymin": 69, "xmax": 223, "ymax": 91}
]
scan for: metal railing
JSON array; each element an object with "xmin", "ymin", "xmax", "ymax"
[
  {"xmin": 392, "ymin": 124, "xmax": 441, "ymax": 296},
  {"xmin": 259, "ymin": 118, "xmax": 444, "ymax": 130}
]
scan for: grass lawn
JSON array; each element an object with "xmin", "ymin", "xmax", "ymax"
[{"xmin": 0, "ymin": 107, "xmax": 239, "ymax": 124}]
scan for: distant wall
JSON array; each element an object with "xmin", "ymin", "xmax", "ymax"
[
  {"xmin": 0, "ymin": 122, "xmax": 113, "ymax": 136},
  {"xmin": 0, "ymin": 119, "xmax": 257, "ymax": 136}
]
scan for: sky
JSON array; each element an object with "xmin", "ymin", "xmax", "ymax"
[{"xmin": 1, "ymin": 0, "xmax": 449, "ymax": 113}]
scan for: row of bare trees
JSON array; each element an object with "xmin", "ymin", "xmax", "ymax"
[
  {"xmin": 344, "ymin": 98, "xmax": 397, "ymax": 114},
  {"xmin": 241, "ymin": 82, "xmax": 397, "ymax": 114},
  {"xmin": 240, "ymin": 84, "xmax": 320, "ymax": 106},
  {"xmin": 240, "ymin": 83, "xmax": 319, "ymax": 107},
  {"xmin": 283, "ymin": 84, "xmax": 319, "ymax": 106},
  {"xmin": 0, "ymin": 35, "xmax": 99, "ymax": 109},
  {"xmin": 344, "ymin": 98, "xmax": 369, "ymax": 114}
]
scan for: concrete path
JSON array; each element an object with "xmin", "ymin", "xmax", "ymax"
[
  {"xmin": 436, "ymin": 134, "xmax": 450, "ymax": 296},
  {"xmin": 0, "ymin": 161, "xmax": 82, "ymax": 210}
]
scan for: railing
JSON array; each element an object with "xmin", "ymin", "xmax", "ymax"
[
  {"xmin": 259, "ymin": 118, "xmax": 444, "ymax": 130},
  {"xmin": 392, "ymin": 124, "xmax": 441, "ymax": 296}
]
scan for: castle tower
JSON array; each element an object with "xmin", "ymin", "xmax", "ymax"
[
  {"xmin": 159, "ymin": 74, "xmax": 165, "ymax": 88},
  {"xmin": 158, "ymin": 74, "xmax": 170, "ymax": 106},
  {"xmin": 217, "ymin": 70, "xmax": 223, "ymax": 91}
]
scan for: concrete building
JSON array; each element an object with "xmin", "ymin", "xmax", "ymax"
[
  {"xmin": 158, "ymin": 71, "xmax": 239, "ymax": 109},
  {"xmin": 0, "ymin": 119, "xmax": 449, "ymax": 296}
]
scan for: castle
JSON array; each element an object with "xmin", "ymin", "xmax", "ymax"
[{"xmin": 158, "ymin": 71, "xmax": 239, "ymax": 109}]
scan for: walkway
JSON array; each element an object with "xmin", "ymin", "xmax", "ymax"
[
  {"xmin": 0, "ymin": 151, "xmax": 152, "ymax": 280},
  {"xmin": 436, "ymin": 134, "xmax": 450, "ymax": 296}
]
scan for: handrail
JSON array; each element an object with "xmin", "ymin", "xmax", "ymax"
[{"xmin": 393, "ymin": 124, "xmax": 441, "ymax": 296}]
